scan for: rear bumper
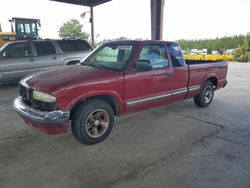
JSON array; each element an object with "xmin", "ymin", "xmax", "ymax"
[
  {"xmin": 13, "ymin": 97, "xmax": 70, "ymax": 135},
  {"xmin": 216, "ymin": 79, "xmax": 228, "ymax": 90}
]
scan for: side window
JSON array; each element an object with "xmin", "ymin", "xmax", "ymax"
[
  {"xmin": 57, "ymin": 40, "xmax": 92, "ymax": 52},
  {"xmin": 17, "ymin": 23, "xmax": 25, "ymax": 34},
  {"xmin": 34, "ymin": 42, "xmax": 56, "ymax": 56},
  {"xmin": 167, "ymin": 43, "xmax": 185, "ymax": 67},
  {"xmin": 6, "ymin": 43, "xmax": 32, "ymax": 58},
  {"xmin": 24, "ymin": 23, "xmax": 31, "ymax": 34},
  {"xmin": 139, "ymin": 44, "xmax": 169, "ymax": 70}
]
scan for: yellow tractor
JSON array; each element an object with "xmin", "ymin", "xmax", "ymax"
[{"xmin": 0, "ymin": 17, "xmax": 41, "ymax": 47}]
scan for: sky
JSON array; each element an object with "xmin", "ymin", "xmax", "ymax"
[{"xmin": 1, "ymin": 0, "xmax": 250, "ymax": 42}]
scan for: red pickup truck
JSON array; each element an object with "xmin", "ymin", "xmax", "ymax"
[{"xmin": 13, "ymin": 40, "xmax": 228, "ymax": 144}]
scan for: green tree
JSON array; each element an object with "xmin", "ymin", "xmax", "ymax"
[
  {"xmin": 235, "ymin": 39, "xmax": 249, "ymax": 62},
  {"xmin": 178, "ymin": 35, "xmax": 250, "ymax": 53},
  {"xmin": 243, "ymin": 38, "xmax": 249, "ymax": 52},
  {"xmin": 58, "ymin": 19, "xmax": 89, "ymax": 40},
  {"xmin": 97, "ymin": 36, "xmax": 129, "ymax": 45}
]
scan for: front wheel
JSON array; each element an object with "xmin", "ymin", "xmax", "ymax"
[
  {"xmin": 71, "ymin": 99, "xmax": 114, "ymax": 144},
  {"xmin": 194, "ymin": 81, "xmax": 214, "ymax": 108}
]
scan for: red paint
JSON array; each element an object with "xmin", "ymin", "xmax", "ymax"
[
  {"xmin": 20, "ymin": 115, "xmax": 70, "ymax": 135},
  {"xmin": 26, "ymin": 121, "xmax": 69, "ymax": 135},
  {"xmin": 17, "ymin": 40, "xmax": 228, "ymax": 135}
]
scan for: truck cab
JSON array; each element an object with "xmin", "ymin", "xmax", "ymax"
[{"xmin": 13, "ymin": 40, "xmax": 228, "ymax": 145}]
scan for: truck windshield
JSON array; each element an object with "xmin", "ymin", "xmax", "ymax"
[{"xmin": 81, "ymin": 43, "xmax": 134, "ymax": 71}]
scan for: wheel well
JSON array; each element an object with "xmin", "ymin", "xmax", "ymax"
[
  {"xmin": 70, "ymin": 95, "xmax": 119, "ymax": 119},
  {"xmin": 207, "ymin": 77, "xmax": 218, "ymax": 88}
]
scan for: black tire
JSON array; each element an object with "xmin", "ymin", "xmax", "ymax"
[
  {"xmin": 71, "ymin": 99, "xmax": 114, "ymax": 145},
  {"xmin": 194, "ymin": 81, "xmax": 214, "ymax": 108}
]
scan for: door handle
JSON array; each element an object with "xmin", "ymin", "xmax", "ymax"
[{"xmin": 52, "ymin": 56, "xmax": 57, "ymax": 60}]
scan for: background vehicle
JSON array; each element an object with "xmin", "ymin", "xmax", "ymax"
[
  {"xmin": 0, "ymin": 39, "xmax": 92, "ymax": 84},
  {"xmin": 0, "ymin": 17, "xmax": 41, "ymax": 47},
  {"xmin": 13, "ymin": 40, "xmax": 228, "ymax": 145}
]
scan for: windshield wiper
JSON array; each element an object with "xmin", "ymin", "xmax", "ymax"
[
  {"xmin": 82, "ymin": 61, "xmax": 110, "ymax": 70},
  {"xmin": 82, "ymin": 62, "xmax": 101, "ymax": 68}
]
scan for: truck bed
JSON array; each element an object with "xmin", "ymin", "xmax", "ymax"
[{"xmin": 186, "ymin": 60, "xmax": 228, "ymax": 100}]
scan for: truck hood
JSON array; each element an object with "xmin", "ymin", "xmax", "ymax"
[{"xmin": 22, "ymin": 65, "xmax": 121, "ymax": 93}]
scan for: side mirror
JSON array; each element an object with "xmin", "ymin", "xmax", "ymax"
[{"xmin": 135, "ymin": 60, "xmax": 152, "ymax": 72}]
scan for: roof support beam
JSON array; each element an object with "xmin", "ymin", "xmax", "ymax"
[
  {"xmin": 51, "ymin": 0, "xmax": 111, "ymax": 7},
  {"xmin": 151, "ymin": 0, "xmax": 165, "ymax": 40},
  {"xmin": 90, "ymin": 5, "xmax": 95, "ymax": 46}
]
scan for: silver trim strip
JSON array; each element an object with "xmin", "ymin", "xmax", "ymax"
[
  {"xmin": 127, "ymin": 93, "xmax": 172, "ymax": 107},
  {"xmin": 126, "ymin": 87, "xmax": 188, "ymax": 107},
  {"xmin": 173, "ymin": 89, "xmax": 188, "ymax": 96},
  {"xmin": 188, "ymin": 85, "xmax": 200, "ymax": 92}
]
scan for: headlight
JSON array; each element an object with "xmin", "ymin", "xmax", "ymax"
[{"xmin": 33, "ymin": 90, "xmax": 56, "ymax": 103}]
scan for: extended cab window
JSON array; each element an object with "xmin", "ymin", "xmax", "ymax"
[
  {"xmin": 5, "ymin": 42, "xmax": 32, "ymax": 58},
  {"xmin": 167, "ymin": 43, "xmax": 185, "ymax": 67},
  {"xmin": 82, "ymin": 44, "xmax": 133, "ymax": 70},
  {"xmin": 57, "ymin": 40, "xmax": 92, "ymax": 52},
  {"xmin": 139, "ymin": 44, "xmax": 168, "ymax": 70},
  {"xmin": 34, "ymin": 41, "xmax": 56, "ymax": 56}
]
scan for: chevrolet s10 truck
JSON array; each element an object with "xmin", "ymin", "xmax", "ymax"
[{"xmin": 13, "ymin": 40, "xmax": 228, "ymax": 144}]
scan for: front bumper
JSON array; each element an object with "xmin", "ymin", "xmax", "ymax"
[{"xmin": 13, "ymin": 97, "xmax": 70, "ymax": 134}]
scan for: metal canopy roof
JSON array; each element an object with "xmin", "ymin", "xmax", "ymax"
[
  {"xmin": 50, "ymin": 0, "xmax": 164, "ymax": 42},
  {"xmin": 51, "ymin": 0, "xmax": 111, "ymax": 7}
]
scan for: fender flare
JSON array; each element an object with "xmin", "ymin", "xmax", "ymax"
[
  {"xmin": 66, "ymin": 90, "xmax": 125, "ymax": 115},
  {"xmin": 200, "ymin": 73, "xmax": 219, "ymax": 87}
]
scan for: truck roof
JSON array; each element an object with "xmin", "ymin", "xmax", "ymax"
[
  {"xmin": 105, "ymin": 40, "xmax": 177, "ymax": 45},
  {"xmin": 4, "ymin": 38, "xmax": 90, "ymax": 44}
]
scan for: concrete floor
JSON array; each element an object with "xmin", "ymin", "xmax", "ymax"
[{"xmin": 0, "ymin": 62, "xmax": 250, "ymax": 188}]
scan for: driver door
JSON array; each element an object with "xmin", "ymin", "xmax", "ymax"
[{"xmin": 124, "ymin": 43, "xmax": 173, "ymax": 113}]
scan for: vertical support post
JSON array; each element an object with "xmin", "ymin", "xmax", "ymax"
[
  {"xmin": 9, "ymin": 19, "xmax": 14, "ymax": 33},
  {"xmin": 151, "ymin": 0, "xmax": 164, "ymax": 40},
  {"xmin": 90, "ymin": 5, "xmax": 95, "ymax": 47}
]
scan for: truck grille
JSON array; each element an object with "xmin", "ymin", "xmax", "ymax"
[
  {"xmin": 19, "ymin": 84, "xmax": 57, "ymax": 112},
  {"xmin": 19, "ymin": 84, "xmax": 32, "ymax": 106}
]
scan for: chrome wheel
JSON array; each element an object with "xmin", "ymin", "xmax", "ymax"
[
  {"xmin": 204, "ymin": 86, "xmax": 213, "ymax": 103},
  {"xmin": 194, "ymin": 81, "xmax": 214, "ymax": 108},
  {"xmin": 85, "ymin": 109, "xmax": 109, "ymax": 138}
]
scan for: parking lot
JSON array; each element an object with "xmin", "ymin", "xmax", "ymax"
[{"xmin": 0, "ymin": 62, "xmax": 250, "ymax": 188}]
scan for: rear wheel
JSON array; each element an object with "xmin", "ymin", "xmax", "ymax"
[
  {"xmin": 194, "ymin": 81, "xmax": 214, "ymax": 108},
  {"xmin": 71, "ymin": 99, "xmax": 114, "ymax": 144}
]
